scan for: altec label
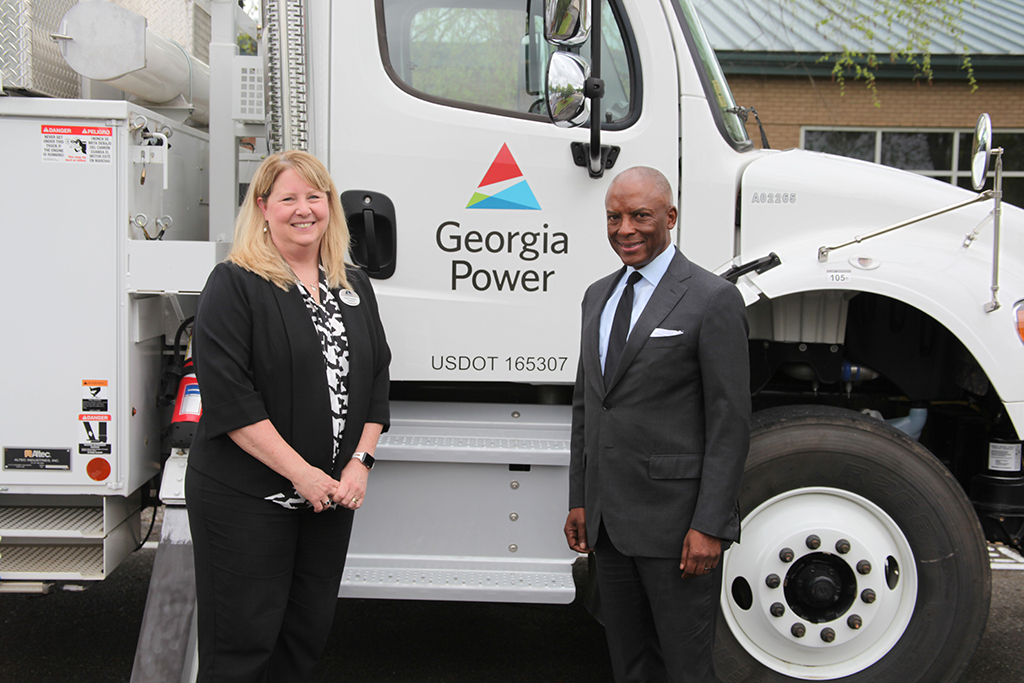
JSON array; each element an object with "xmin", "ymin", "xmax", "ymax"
[
  {"xmin": 3, "ymin": 447, "xmax": 72, "ymax": 470},
  {"xmin": 42, "ymin": 124, "xmax": 113, "ymax": 164}
]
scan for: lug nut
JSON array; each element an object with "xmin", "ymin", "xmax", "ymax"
[
  {"xmin": 805, "ymin": 534, "xmax": 821, "ymax": 550},
  {"xmin": 770, "ymin": 602, "xmax": 785, "ymax": 617},
  {"xmin": 835, "ymin": 539, "xmax": 851, "ymax": 554},
  {"xmin": 857, "ymin": 560, "xmax": 872, "ymax": 575},
  {"xmin": 780, "ymin": 547, "xmax": 795, "ymax": 563},
  {"xmin": 765, "ymin": 573, "xmax": 781, "ymax": 589},
  {"xmin": 821, "ymin": 627, "xmax": 836, "ymax": 643},
  {"xmin": 791, "ymin": 623, "xmax": 806, "ymax": 638},
  {"xmin": 861, "ymin": 588, "xmax": 877, "ymax": 604},
  {"xmin": 847, "ymin": 614, "xmax": 863, "ymax": 630}
]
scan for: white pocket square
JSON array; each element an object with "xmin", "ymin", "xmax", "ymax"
[{"xmin": 651, "ymin": 328, "xmax": 684, "ymax": 337}]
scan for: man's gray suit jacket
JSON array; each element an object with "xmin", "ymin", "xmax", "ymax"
[{"xmin": 569, "ymin": 248, "xmax": 751, "ymax": 559}]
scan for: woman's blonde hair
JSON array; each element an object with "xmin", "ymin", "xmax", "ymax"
[{"xmin": 228, "ymin": 150, "xmax": 351, "ymax": 291}]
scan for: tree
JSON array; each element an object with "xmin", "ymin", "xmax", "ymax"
[{"xmin": 784, "ymin": 0, "xmax": 976, "ymax": 99}]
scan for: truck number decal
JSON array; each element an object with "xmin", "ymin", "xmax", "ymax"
[
  {"xmin": 751, "ymin": 192, "xmax": 796, "ymax": 204},
  {"xmin": 432, "ymin": 356, "xmax": 569, "ymax": 372},
  {"xmin": 827, "ymin": 269, "xmax": 852, "ymax": 284}
]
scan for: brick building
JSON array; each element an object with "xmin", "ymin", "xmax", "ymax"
[{"xmin": 695, "ymin": 0, "xmax": 1024, "ymax": 204}]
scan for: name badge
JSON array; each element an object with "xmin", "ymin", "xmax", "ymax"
[{"xmin": 339, "ymin": 289, "xmax": 361, "ymax": 307}]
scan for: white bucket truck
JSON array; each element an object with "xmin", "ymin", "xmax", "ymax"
[{"xmin": 1, "ymin": 1, "xmax": 1021, "ymax": 681}]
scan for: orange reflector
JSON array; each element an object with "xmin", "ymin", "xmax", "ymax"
[
  {"xmin": 1017, "ymin": 305, "xmax": 1024, "ymax": 344},
  {"xmin": 87, "ymin": 457, "xmax": 111, "ymax": 481}
]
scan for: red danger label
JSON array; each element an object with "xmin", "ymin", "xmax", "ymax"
[{"xmin": 41, "ymin": 125, "xmax": 112, "ymax": 136}]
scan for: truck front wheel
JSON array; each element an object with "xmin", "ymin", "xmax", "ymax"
[{"xmin": 715, "ymin": 405, "xmax": 990, "ymax": 682}]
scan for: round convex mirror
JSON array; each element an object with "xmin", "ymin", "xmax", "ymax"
[
  {"xmin": 546, "ymin": 52, "xmax": 590, "ymax": 128},
  {"xmin": 971, "ymin": 113, "xmax": 992, "ymax": 191}
]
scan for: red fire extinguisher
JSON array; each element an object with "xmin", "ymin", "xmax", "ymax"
[{"xmin": 169, "ymin": 335, "xmax": 202, "ymax": 448}]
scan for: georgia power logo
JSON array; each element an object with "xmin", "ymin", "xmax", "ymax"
[
  {"xmin": 435, "ymin": 143, "xmax": 568, "ymax": 293},
  {"xmin": 466, "ymin": 143, "xmax": 541, "ymax": 211}
]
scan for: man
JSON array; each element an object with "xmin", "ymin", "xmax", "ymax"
[{"xmin": 565, "ymin": 166, "xmax": 750, "ymax": 682}]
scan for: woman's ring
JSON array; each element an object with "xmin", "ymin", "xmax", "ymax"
[
  {"xmin": 704, "ymin": 566, "xmax": 711, "ymax": 572},
  {"xmin": 351, "ymin": 497, "xmax": 359, "ymax": 505}
]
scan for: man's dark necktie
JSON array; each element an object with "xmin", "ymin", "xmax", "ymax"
[{"xmin": 604, "ymin": 271, "xmax": 642, "ymax": 389}]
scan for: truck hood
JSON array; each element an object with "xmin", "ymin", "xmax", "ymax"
[{"xmin": 736, "ymin": 148, "xmax": 1019, "ymax": 262}]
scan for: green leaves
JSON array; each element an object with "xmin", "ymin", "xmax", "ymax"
[{"xmin": 790, "ymin": 0, "xmax": 977, "ymax": 103}]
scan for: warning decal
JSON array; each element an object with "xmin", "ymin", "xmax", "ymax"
[
  {"xmin": 79, "ymin": 413, "xmax": 112, "ymax": 455},
  {"xmin": 4, "ymin": 447, "xmax": 71, "ymax": 471},
  {"xmin": 42, "ymin": 124, "xmax": 113, "ymax": 164},
  {"xmin": 82, "ymin": 379, "xmax": 109, "ymax": 412}
]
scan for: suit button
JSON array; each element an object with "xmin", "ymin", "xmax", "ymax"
[{"xmin": 602, "ymin": 403, "xmax": 610, "ymax": 410}]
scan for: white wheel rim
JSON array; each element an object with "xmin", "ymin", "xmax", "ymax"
[{"xmin": 721, "ymin": 486, "xmax": 918, "ymax": 679}]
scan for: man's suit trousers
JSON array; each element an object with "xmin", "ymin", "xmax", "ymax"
[{"xmin": 595, "ymin": 525, "xmax": 722, "ymax": 683}]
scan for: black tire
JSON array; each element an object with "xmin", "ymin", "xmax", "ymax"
[{"xmin": 714, "ymin": 405, "xmax": 990, "ymax": 682}]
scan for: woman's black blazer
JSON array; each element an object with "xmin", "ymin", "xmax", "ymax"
[{"xmin": 187, "ymin": 261, "xmax": 391, "ymax": 498}]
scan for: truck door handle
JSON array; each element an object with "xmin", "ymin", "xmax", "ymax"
[
  {"xmin": 341, "ymin": 190, "xmax": 397, "ymax": 279},
  {"xmin": 361, "ymin": 209, "xmax": 379, "ymax": 272}
]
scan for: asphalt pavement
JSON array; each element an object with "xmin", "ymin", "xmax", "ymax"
[{"xmin": 0, "ymin": 536, "xmax": 1021, "ymax": 683}]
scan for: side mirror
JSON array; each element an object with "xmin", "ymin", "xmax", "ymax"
[
  {"xmin": 971, "ymin": 113, "xmax": 992, "ymax": 191},
  {"xmin": 545, "ymin": 52, "xmax": 590, "ymax": 128},
  {"xmin": 544, "ymin": 0, "xmax": 590, "ymax": 46}
]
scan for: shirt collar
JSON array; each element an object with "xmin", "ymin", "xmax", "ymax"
[{"xmin": 626, "ymin": 243, "xmax": 675, "ymax": 288}]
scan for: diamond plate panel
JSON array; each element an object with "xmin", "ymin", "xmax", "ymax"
[
  {"xmin": 0, "ymin": 543, "xmax": 104, "ymax": 578},
  {"xmin": 0, "ymin": 0, "xmax": 80, "ymax": 98},
  {"xmin": 192, "ymin": 3, "xmax": 210, "ymax": 64},
  {"xmin": 0, "ymin": 506, "xmax": 104, "ymax": 536}
]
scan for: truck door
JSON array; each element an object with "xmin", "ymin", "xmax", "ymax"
[{"xmin": 326, "ymin": 0, "xmax": 679, "ymax": 384}]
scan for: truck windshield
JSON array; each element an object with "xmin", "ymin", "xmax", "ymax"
[{"xmin": 669, "ymin": 0, "xmax": 750, "ymax": 146}]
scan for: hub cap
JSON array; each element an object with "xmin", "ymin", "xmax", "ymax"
[{"xmin": 722, "ymin": 487, "xmax": 918, "ymax": 678}]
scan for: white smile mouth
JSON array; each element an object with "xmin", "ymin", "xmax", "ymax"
[{"xmin": 292, "ymin": 222, "xmax": 314, "ymax": 229}]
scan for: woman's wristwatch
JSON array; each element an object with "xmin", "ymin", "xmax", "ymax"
[{"xmin": 351, "ymin": 451, "xmax": 375, "ymax": 470}]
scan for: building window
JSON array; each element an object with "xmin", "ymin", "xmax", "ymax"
[{"xmin": 803, "ymin": 127, "xmax": 1024, "ymax": 207}]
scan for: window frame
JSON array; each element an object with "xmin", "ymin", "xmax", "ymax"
[
  {"xmin": 802, "ymin": 125, "xmax": 1024, "ymax": 190},
  {"xmin": 374, "ymin": 0, "xmax": 643, "ymax": 130},
  {"xmin": 667, "ymin": 0, "xmax": 754, "ymax": 152}
]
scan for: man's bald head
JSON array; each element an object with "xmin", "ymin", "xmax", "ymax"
[
  {"xmin": 606, "ymin": 166, "xmax": 673, "ymax": 207},
  {"xmin": 604, "ymin": 166, "xmax": 677, "ymax": 268}
]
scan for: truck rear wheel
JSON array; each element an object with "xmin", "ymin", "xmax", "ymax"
[{"xmin": 715, "ymin": 405, "xmax": 990, "ymax": 682}]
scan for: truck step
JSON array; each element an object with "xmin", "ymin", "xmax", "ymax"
[
  {"xmin": 340, "ymin": 561, "xmax": 575, "ymax": 603},
  {"xmin": 0, "ymin": 496, "xmax": 140, "ymax": 582},
  {"xmin": 0, "ymin": 544, "xmax": 104, "ymax": 580},
  {"xmin": 0, "ymin": 506, "xmax": 104, "ymax": 538}
]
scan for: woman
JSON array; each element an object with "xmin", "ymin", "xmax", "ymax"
[{"xmin": 186, "ymin": 150, "xmax": 390, "ymax": 682}]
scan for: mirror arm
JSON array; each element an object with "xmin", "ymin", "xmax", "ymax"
[
  {"xmin": 985, "ymin": 148, "xmax": 1004, "ymax": 313},
  {"xmin": 586, "ymin": 0, "xmax": 605, "ymax": 177},
  {"xmin": 817, "ymin": 191, "xmax": 993, "ymax": 262}
]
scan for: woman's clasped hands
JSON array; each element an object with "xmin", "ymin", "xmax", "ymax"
[{"xmin": 293, "ymin": 462, "xmax": 367, "ymax": 512}]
